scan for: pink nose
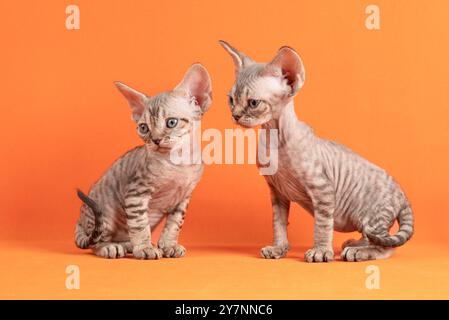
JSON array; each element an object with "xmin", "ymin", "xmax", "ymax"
[{"xmin": 152, "ymin": 139, "xmax": 161, "ymax": 145}]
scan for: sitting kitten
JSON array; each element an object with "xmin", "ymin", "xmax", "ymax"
[
  {"xmin": 75, "ymin": 64, "xmax": 212, "ymax": 259},
  {"xmin": 219, "ymin": 41, "xmax": 414, "ymax": 262}
]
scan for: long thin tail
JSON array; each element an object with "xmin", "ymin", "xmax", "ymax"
[
  {"xmin": 75, "ymin": 189, "xmax": 103, "ymax": 248},
  {"xmin": 366, "ymin": 206, "xmax": 414, "ymax": 248}
]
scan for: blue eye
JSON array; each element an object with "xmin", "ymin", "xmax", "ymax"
[
  {"xmin": 138, "ymin": 123, "xmax": 149, "ymax": 134},
  {"xmin": 166, "ymin": 118, "xmax": 178, "ymax": 128},
  {"xmin": 248, "ymin": 99, "xmax": 261, "ymax": 108}
]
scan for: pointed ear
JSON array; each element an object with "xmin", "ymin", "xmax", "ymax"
[
  {"xmin": 219, "ymin": 40, "xmax": 254, "ymax": 75},
  {"xmin": 174, "ymin": 63, "xmax": 212, "ymax": 114},
  {"xmin": 267, "ymin": 46, "xmax": 305, "ymax": 96},
  {"xmin": 114, "ymin": 82, "xmax": 148, "ymax": 122}
]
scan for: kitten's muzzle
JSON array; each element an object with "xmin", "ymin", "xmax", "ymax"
[
  {"xmin": 152, "ymin": 139, "xmax": 162, "ymax": 146},
  {"xmin": 232, "ymin": 114, "xmax": 242, "ymax": 121}
]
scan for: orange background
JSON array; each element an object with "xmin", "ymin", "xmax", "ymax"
[{"xmin": 1, "ymin": 0, "xmax": 449, "ymax": 299}]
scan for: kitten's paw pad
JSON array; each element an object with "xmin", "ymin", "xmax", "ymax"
[
  {"xmin": 95, "ymin": 243, "xmax": 126, "ymax": 259},
  {"xmin": 133, "ymin": 245, "xmax": 162, "ymax": 260},
  {"xmin": 305, "ymin": 247, "xmax": 334, "ymax": 263},
  {"xmin": 260, "ymin": 245, "xmax": 289, "ymax": 259},
  {"xmin": 341, "ymin": 247, "xmax": 371, "ymax": 262},
  {"xmin": 159, "ymin": 243, "xmax": 186, "ymax": 258}
]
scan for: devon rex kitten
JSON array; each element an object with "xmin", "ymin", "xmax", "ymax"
[
  {"xmin": 219, "ymin": 41, "xmax": 414, "ymax": 262},
  {"xmin": 75, "ymin": 64, "xmax": 212, "ymax": 259}
]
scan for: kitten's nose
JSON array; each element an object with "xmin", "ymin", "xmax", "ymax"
[
  {"xmin": 152, "ymin": 139, "xmax": 161, "ymax": 145},
  {"xmin": 233, "ymin": 114, "xmax": 241, "ymax": 121}
]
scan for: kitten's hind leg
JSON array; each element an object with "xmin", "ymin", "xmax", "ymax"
[
  {"xmin": 94, "ymin": 242, "xmax": 127, "ymax": 259},
  {"xmin": 341, "ymin": 239, "xmax": 394, "ymax": 262}
]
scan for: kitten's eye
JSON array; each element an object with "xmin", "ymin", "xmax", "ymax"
[
  {"xmin": 228, "ymin": 96, "xmax": 234, "ymax": 107},
  {"xmin": 248, "ymin": 99, "xmax": 261, "ymax": 108},
  {"xmin": 166, "ymin": 118, "xmax": 179, "ymax": 128},
  {"xmin": 138, "ymin": 123, "xmax": 149, "ymax": 134}
]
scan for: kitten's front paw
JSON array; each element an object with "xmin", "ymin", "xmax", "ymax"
[
  {"xmin": 133, "ymin": 244, "xmax": 162, "ymax": 260},
  {"xmin": 95, "ymin": 243, "xmax": 127, "ymax": 259},
  {"xmin": 158, "ymin": 242, "xmax": 186, "ymax": 258},
  {"xmin": 305, "ymin": 247, "xmax": 334, "ymax": 263},
  {"xmin": 260, "ymin": 244, "xmax": 289, "ymax": 259}
]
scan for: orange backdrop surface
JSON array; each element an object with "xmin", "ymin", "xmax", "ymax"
[{"xmin": 1, "ymin": 0, "xmax": 449, "ymax": 249}]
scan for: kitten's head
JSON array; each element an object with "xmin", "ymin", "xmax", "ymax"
[
  {"xmin": 115, "ymin": 64, "xmax": 212, "ymax": 152},
  {"xmin": 219, "ymin": 40, "xmax": 305, "ymax": 128}
]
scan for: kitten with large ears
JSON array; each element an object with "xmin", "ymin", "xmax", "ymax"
[
  {"xmin": 75, "ymin": 64, "xmax": 212, "ymax": 259},
  {"xmin": 219, "ymin": 40, "xmax": 414, "ymax": 262}
]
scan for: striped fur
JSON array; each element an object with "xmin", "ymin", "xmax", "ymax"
[
  {"xmin": 75, "ymin": 64, "xmax": 212, "ymax": 259},
  {"xmin": 220, "ymin": 41, "xmax": 414, "ymax": 262}
]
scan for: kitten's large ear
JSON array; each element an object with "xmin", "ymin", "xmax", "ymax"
[
  {"xmin": 219, "ymin": 40, "xmax": 255, "ymax": 75},
  {"xmin": 174, "ymin": 63, "xmax": 212, "ymax": 114},
  {"xmin": 115, "ymin": 82, "xmax": 148, "ymax": 122},
  {"xmin": 267, "ymin": 46, "xmax": 305, "ymax": 96}
]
